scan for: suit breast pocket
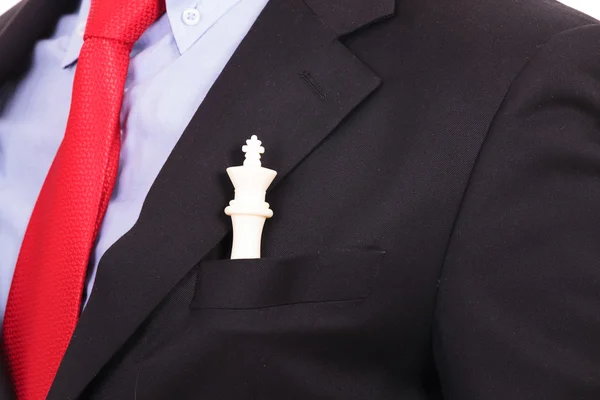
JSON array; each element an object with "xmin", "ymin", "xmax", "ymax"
[{"xmin": 190, "ymin": 249, "xmax": 385, "ymax": 309}]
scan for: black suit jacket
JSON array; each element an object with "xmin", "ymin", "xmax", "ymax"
[{"xmin": 1, "ymin": 0, "xmax": 600, "ymax": 398}]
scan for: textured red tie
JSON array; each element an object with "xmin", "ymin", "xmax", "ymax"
[{"xmin": 2, "ymin": 1, "xmax": 165, "ymax": 398}]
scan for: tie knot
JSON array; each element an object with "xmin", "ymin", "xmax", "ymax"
[{"xmin": 84, "ymin": 0, "xmax": 166, "ymax": 44}]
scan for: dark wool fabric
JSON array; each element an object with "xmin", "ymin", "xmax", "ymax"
[{"xmin": 0, "ymin": 0, "xmax": 599, "ymax": 398}]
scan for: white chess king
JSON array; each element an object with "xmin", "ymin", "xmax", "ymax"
[{"xmin": 225, "ymin": 135, "xmax": 277, "ymax": 259}]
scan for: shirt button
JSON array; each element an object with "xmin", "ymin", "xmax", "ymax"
[{"xmin": 182, "ymin": 8, "xmax": 201, "ymax": 26}]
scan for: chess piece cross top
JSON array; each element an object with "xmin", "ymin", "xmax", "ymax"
[{"xmin": 242, "ymin": 135, "xmax": 265, "ymax": 167}]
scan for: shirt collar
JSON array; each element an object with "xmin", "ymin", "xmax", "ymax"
[{"xmin": 62, "ymin": 0, "xmax": 243, "ymax": 68}]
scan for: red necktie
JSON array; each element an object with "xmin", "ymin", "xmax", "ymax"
[{"xmin": 3, "ymin": 1, "xmax": 165, "ymax": 398}]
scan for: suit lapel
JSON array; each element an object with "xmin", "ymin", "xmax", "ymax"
[
  {"xmin": 11, "ymin": 0, "xmax": 392, "ymax": 398},
  {"xmin": 0, "ymin": 356, "xmax": 13, "ymax": 400},
  {"xmin": 304, "ymin": 0, "xmax": 395, "ymax": 36}
]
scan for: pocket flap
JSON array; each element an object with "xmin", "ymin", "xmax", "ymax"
[{"xmin": 192, "ymin": 249, "xmax": 385, "ymax": 309}]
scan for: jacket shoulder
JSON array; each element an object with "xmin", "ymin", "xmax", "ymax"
[
  {"xmin": 364, "ymin": 0, "xmax": 599, "ymax": 94},
  {"xmin": 413, "ymin": 0, "xmax": 597, "ymax": 49},
  {"xmin": 0, "ymin": 3, "xmax": 24, "ymax": 33}
]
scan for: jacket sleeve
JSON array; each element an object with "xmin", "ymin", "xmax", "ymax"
[{"xmin": 434, "ymin": 23, "xmax": 600, "ymax": 399}]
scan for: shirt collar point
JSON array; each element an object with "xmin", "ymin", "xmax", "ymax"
[
  {"xmin": 61, "ymin": 57, "xmax": 78, "ymax": 69},
  {"xmin": 174, "ymin": 39, "xmax": 190, "ymax": 56}
]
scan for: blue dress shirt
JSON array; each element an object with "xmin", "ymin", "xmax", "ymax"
[{"xmin": 0, "ymin": 0, "xmax": 269, "ymax": 327}]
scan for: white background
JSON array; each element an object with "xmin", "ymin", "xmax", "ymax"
[
  {"xmin": 559, "ymin": 0, "xmax": 600, "ymax": 18},
  {"xmin": 0, "ymin": 0, "xmax": 600, "ymax": 18}
]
